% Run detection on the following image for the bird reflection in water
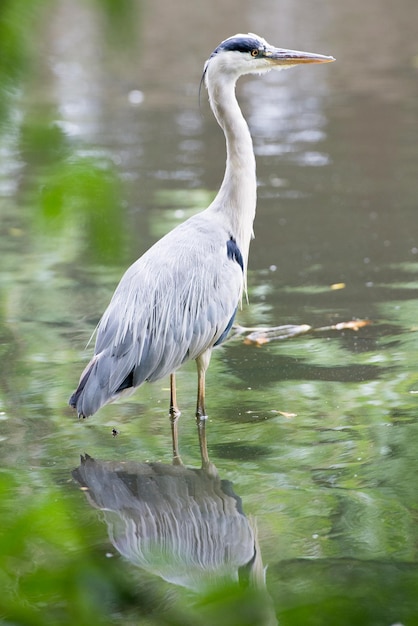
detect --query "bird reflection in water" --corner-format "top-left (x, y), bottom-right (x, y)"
top-left (72, 452), bottom-right (277, 624)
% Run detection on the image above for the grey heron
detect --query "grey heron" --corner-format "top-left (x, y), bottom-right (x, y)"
top-left (69, 33), bottom-right (334, 461)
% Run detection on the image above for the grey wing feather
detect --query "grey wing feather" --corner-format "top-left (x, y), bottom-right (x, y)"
top-left (70, 212), bottom-right (243, 417)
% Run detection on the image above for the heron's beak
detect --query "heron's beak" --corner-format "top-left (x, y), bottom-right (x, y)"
top-left (266, 47), bottom-right (335, 66)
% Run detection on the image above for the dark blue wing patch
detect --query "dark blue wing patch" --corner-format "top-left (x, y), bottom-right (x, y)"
top-left (226, 237), bottom-right (244, 272)
top-left (214, 306), bottom-right (237, 346)
top-left (213, 238), bottom-right (242, 346)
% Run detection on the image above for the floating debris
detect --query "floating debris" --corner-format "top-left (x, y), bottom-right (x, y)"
top-left (271, 410), bottom-right (297, 418)
top-left (236, 319), bottom-right (371, 346)
top-left (315, 319), bottom-right (371, 333)
top-left (243, 324), bottom-right (312, 345)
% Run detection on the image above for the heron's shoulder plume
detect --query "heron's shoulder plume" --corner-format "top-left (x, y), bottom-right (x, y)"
top-left (226, 236), bottom-right (244, 272)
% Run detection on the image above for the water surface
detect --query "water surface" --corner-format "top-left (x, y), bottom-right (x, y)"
top-left (1, 1), bottom-right (418, 624)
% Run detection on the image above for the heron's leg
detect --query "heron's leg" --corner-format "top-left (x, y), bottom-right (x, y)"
top-left (195, 351), bottom-right (211, 468)
top-left (169, 373), bottom-right (182, 465)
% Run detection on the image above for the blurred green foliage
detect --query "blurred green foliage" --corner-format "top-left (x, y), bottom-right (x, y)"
top-left (0, 472), bottom-right (127, 625)
top-left (38, 156), bottom-right (127, 264)
top-left (18, 115), bottom-right (128, 265)
top-left (0, 0), bottom-right (46, 129)
top-left (0, 0), bottom-right (130, 265)
top-left (0, 471), bottom-right (277, 626)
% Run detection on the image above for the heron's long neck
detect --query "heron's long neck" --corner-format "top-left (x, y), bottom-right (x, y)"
top-left (207, 74), bottom-right (256, 277)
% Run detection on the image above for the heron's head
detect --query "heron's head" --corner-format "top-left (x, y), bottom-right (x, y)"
top-left (204, 33), bottom-right (334, 82)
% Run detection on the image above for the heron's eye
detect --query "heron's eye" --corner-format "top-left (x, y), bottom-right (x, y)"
top-left (251, 49), bottom-right (259, 58)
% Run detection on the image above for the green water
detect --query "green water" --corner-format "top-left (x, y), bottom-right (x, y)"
top-left (1, 1), bottom-right (418, 624)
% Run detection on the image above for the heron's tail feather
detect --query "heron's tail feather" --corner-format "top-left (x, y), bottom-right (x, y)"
top-left (69, 355), bottom-right (100, 418)
top-left (69, 352), bottom-right (137, 418)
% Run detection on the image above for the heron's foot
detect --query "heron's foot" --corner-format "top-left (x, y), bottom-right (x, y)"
top-left (196, 413), bottom-right (210, 467)
top-left (169, 408), bottom-right (182, 462)
top-left (169, 407), bottom-right (181, 421)
top-left (202, 459), bottom-right (218, 477)
top-left (172, 453), bottom-right (184, 467)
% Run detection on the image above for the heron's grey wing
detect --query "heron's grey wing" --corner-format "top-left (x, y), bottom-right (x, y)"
top-left (137, 215), bottom-right (244, 380)
top-left (70, 213), bottom-right (243, 417)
